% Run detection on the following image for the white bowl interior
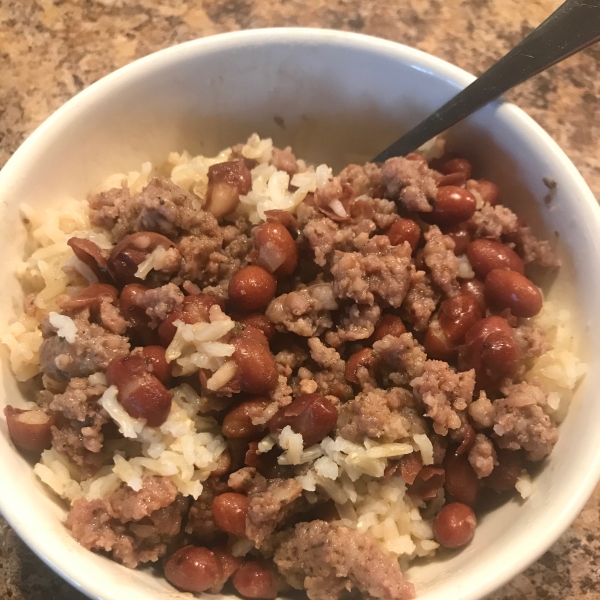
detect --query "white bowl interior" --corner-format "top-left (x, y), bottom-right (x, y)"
top-left (1, 29), bottom-right (599, 600)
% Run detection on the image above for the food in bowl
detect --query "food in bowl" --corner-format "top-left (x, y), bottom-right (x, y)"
top-left (2, 133), bottom-right (585, 600)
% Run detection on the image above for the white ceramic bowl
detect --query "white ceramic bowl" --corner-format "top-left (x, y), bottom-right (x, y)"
top-left (1, 28), bottom-right (599, 600)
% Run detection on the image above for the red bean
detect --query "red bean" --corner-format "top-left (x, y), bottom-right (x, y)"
top-left (485, 269), bottom-right (543, 318)
top-left (455, 424), bottom-right (476, 456)
top-left (433, 502), bottom-right (477, 549)
top-left (371, 314), bottom-right (407, 343)
top-left (423, 186), bottom-right (477, 226)
top-left (4, 407), bottom-right (54, 454)
top-left (443, 224), bottom-right (471, 256)
top-left (232, 561), bottom-right (279, 599)
top-left (119, 283), bottom-right (150, 326)
top-left (239, 313), bottom-right (276, 342)
top-left (344, 348), bottom-right (379, 384)
top-left (244, 442), bottom-right (285, 479)
top-left (407, 466), bottom-right (446, 501)
top-left (212, 546), bottom-right (244, 587)
top-left (206, 160), bottom-right (252, 218)
top-left (222, 398), bottom-right (271, 439)
top-left (466, 239), bottom-right (525, 278)
top-left (438, 294), bottom-right (482, 345)
top-left (385, 219), bottom-right (421, 251)
top-left (484, 449), bottom-right (522, 492)
top-left (269, 394), bottom-right (337, 448)
top-left (444, 451), bottom-right (479, 506)
top-left (424, 316), bottom-right (455, 361)
top-left (212, 492), bottom-right (249, 537)
top-left (395, 452), bottom-right (423, 485)
top-left (229, 266), bottom-right (277, 313)
top-left (436, 171), bottom-right (467, 187)
top-left (60, 283), bottom-right (119, 311)
top-left (211, 449), bottom-right (233, 477)
top-left (158, 311), bottom-right (197, 347)
top-left (233, 327), bottom-right (278, 394)
top-left (108, 232), bottom-right (177, 285)
top-left (460, 279), bottom-right (487, 313)
top-left (467, 179), bottom-right (500, 206)
top-left (106, 355), bottom-right (172, 427)
top-left (253, 221), bottom-right (298, 276)
top-left (164, 546), bottom-right (223, 593)
top-left (141, 346), bottom-right (172, 385)
top-left (440, 158), bottom-right (473, 180)
top-left (67, 237), bottom-right (112, 283)
top-left (405, 153), bottom-right (428, 166)
top-left (264, 210), bottom-right (300, 238)
top-left (182, 293), bottom-right (224, 322)
top-left (459, 316), bottom-right (520, 388)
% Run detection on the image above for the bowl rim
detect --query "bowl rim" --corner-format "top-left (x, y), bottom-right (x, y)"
top-left (1, 26), bottom-right (599, 600)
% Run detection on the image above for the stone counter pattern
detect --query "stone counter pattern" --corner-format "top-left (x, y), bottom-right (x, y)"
top-left (1, 0), bottom-right (599, 599)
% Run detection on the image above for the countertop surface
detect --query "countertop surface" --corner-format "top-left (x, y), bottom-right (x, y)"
top-left (1, 0), bottom-right (599, 599)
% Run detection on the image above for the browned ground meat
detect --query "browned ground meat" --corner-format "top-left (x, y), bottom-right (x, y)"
top-left (339, 162), bottom-right (382, 197)
top-left (138, 283), bottom-right (184, 323)
top-left (513, 323), bottom-right (550, 361)
top-left (331, 236), bottom-right (412, 307)
top-left (492, 382), bottom-right (558, 461)
top-left (247, 478), bottom-right (304, 547)
top-left (274, 520), bottom-right (416, 600)
top-left (270, 146), bottom-right (299, 175)
top-left (66, 477), bottom-right (186, 568)
top-left (411, 361), bottom-right (476, 435)
top-left (468, 392), bottom-right (495, 428)
top-left (39, 315), bottom-right (130, 381)
top-left (186, 477), bottom-right (230, 542)
top-left (337, 387), bottom-right (426, 444)
top-left (326, 304), bottom-right (381, 347)
top-left (380, 156), bottom-right (437, 213)
top-left (468, 433), bottom-right (498, 478)
top-left (422, 226), bottom-right (459, 296)
top-left (373, 333), bottom-right (428, 383)
top-left (401, 270), bottom-right (439, 331)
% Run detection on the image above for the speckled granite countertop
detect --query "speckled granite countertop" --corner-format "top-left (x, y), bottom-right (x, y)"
top-left (1, 0), bottom-right (599, 599)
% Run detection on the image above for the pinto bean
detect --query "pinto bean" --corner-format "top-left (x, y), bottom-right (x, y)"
top-left (371, 314), bottom-right (407, 343)
top-left (459, 316), bottom-right (520, 387)
top-left (108, 232), bottom-right (177, 285)
top-left (232, 561), bottom-right (280, 599)
top-left (485, 269), bottom-right (543, 318)
top-left (229, 266), bottom-right (277, 313)
top-left (460, 279), bottom-right (487, 313)
top-left (444, 450), bottom-right (479, 506)
top-left (233, 327), bottom-right (278, 394)
top-left (141, 346), bottom-right (172, 385)
top-left (60, 283), bottom-right (119, 311)
top-left (443, 224), bottom-right (471, 256)
top-left (239, 313), bottom-right (276, 342)
top-left (106, 355), bottom-right (172, 427)
top-left (466, 239), bottom-right (525, 278)
top-left (345, 348), bottom-right (379, 384)
top-left (385, 218), bottom-right (421, 251)
top-left (423, 186), bottom-right (477, 226)
top-left (253, 221), bottom-right (298, 276)
top-left (440, 158), bottom-right (473, 180)
top-left (4, 407), bottom-right (54, 454)
top-left (206, 160), bottom-right (252, 218)
top-left (484, 449), bottom-right (522, 492)
top-left (67, 237), bottom-right (112, 283)
top-left (268, 394), bottom-right (337, 448)
top-left (222, 398), bottom-right (270, 439)
top-left (164, 546), bottom-right (223, 593)
top-left (438, 294), bottom-right (482, 345)
top-left (467, 179), bottom-right (500, 206)
top-left (212, 492), bottom-right (249, 537)
top-left (433, 503), bottom-right (476, 549)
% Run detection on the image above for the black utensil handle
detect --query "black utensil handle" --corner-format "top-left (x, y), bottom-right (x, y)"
top-left (372, 0), bottom-right (600, 163)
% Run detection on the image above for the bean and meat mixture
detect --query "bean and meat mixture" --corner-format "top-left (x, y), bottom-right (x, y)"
top-left (6, 138), bottom-right (572, 600)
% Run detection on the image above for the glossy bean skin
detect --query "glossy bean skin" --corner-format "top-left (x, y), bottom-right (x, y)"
top-left (253, 221), bottom-right (298, 276)
top-left (206, 160), bottom-right (252, 218)
top-left (212, 492), bottom-right (250, 537)
top-left (422, 186), bottom-right (477, 226)
top-left (233, 327), bottom-right (278, 395)
top-left (455, 424), bottom-right (476, 456)
top-left (460, 279), bottom-right (487, 313)
top-left (164, 546), bottom-right (223, 593)
top-left (385, 219), bottom-right (421, 251)
top-left (484, 269), bottom-right (543, 318)
top-left (211, 547), bottom-right (244, 591)
top-left (438, 294), bottom-right (482, 345)
top-left (108, 232), bottom-right (177, 285)
top-left (244, 442), bottom-right (286, 479)
top-left (4, 406), bottom-right (54, 454)
top-left (229, 266), bottom-right (277, 313)
top-left (371, 314), bottom-right (407, 343)
top-left (423, 317), bottom-right (455, 361)
top-left (444, 451), bottom-right (479, 506)
top-left (466, 239), bottom-right (525, 278)
top-left (440, 158), bottom-right (473, 180)
top-left (158, 311), bottom-right (197, 347)
top-left (268, 394), bottom-right (338, 448)
top-left (232, 561), bottom-right (280, 599)
top-left (60, 283), bottom-right (119, 311)
top-left (484, 449), bottom-right (522, 492)
top-left (407, 466), bottom-right (446, 501)
top-left (182, 293), bottom-right (224, 322)
top-left (211, 449), bottom-right (233, 477)
top-left (119, 283), bottom-right (150, 326)
top-left (141, 346), bottom-right (172, 385)
top-left (67, 237), bottom-right (112, 283)
top-left (239, 313), bottom-right (276, 342)
top-left (443, 224), bottom-right (471, 256)
top-left (392, 452), bottom-right (423, 484)
top-left (433, 502), bottom-right (477, 549)
top-left (467, 179), bottom-right (500, 206)
top-left (222, 398), bottom-right (271, 439)
top-left (459, 316), bottom-right (521, 388)
top-left (345, 348), bottom-right (378, 384)
top-left (106, 355), bottom-right (172, 427)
